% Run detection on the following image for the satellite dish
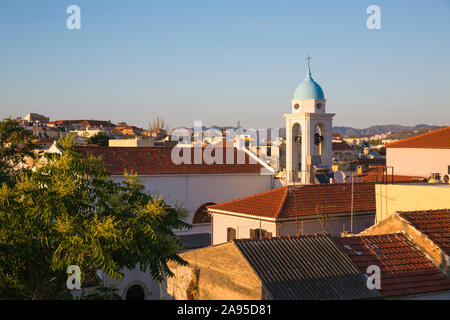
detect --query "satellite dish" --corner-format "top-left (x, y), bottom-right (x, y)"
top-left (334, 170), bottom-right (346, 183)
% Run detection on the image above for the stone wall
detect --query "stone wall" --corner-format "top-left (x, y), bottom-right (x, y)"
top-left (161, 243), bottom-right (263, 300)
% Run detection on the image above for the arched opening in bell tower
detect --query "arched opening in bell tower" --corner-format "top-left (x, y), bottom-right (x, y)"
top-left (314, 123), bottom-right (325, 163)
top-left (290, 122), bottom-right (302, 182)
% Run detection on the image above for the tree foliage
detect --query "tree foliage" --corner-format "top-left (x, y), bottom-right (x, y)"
top-left (88, 132), bottom-right (109, 146)
top-left (0, 118), bottom-right (37, 186)
top-left (0, 133), bottom-right (190, 299)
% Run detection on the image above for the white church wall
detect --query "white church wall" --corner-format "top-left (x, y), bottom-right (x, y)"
top-left (111, 174), bottom-right (273, 235)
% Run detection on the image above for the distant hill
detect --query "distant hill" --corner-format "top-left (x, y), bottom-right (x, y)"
top-left (270, 124), bottom-right (442, 139)
top-left (332, 124), bottom-right (443, 137)
top-left (169, 124), bottom-right (444, 140)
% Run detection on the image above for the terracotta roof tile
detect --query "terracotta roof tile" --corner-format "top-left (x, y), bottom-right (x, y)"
top-left (332, 141), bottom-right (354, 151)
top-left (357, 167), bottom-right (426, 183)
top-left (385, 126), bottom-right (450, 149)
top-left (334, 233), bottom-right (450, 297)
top-left (76, 146), bottom-right (265, 175)
top-left (208, 183), bottom-right (375, 219)
top-left (399, 209), bottom-right (450, 256)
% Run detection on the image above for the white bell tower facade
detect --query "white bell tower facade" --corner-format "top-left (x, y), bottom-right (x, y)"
top-left (284, 57), bottom-right (335, 184)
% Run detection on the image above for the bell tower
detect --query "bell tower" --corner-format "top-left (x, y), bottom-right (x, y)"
top-left (284, 56), bottom-right (335, 184)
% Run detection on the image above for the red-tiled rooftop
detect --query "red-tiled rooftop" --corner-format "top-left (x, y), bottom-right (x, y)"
top-left (357, 167), bottom-right (426, 183)
top-left (399, 209), bottom-right (450, 257)
top-left (332, 141), bottom-right (354, 151)
top-left (48, 120), bottom-right (114, 127)
top-left (334, 233), bottom-right (450, 297)
top-left (208, 183), bottom-right (375, 219)
top-left (76, 146), bottom-right (265, 175)
top-left (355, 158), bottom-right (386, 167)
top-left (385, 126), bottom-right (450, 149)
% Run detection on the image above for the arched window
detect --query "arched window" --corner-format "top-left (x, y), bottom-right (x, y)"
top-left (125, 284), bottom-right (145, 300)
top-left (192, 203), bottom-right (215, 224)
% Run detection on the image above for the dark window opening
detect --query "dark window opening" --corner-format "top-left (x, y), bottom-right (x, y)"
top-left (250, 228), bottom-right (272, 240)
top-left (125, 284), bottom-right (145, 300)
top-left (227, 228), bottom-right (236, 242)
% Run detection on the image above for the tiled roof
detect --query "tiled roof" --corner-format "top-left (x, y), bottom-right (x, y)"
top-left (78, 120), bottom-right (115, 128)
top-left (234, 235), bottom-right (382, 300)
top-left (399, 209), bottom-right (450, 257)
top-left (208, 183), bottom-right (375, 219)
top-left (357, 167), bottom-right (426, 183)
top-left (359, 173), bottom-right (425, 183)
top-left (334, 233), bottom-right (450, 297)
top-left (385, 126), bottom-right (450, 149)
top-left (355, 158), bottom-right (386, 167)
top-left (332, 141), bottom-right (354, 151)
top-left (48, 120), bottom-right (114, 127)
top-left (76, 146), bottom-right (265, 175)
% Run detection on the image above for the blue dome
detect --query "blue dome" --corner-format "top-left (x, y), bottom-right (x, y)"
top-left (293, 69), bottom-right (325, 100)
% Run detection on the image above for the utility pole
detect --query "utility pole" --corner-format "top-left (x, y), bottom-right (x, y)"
top-left (351, 172), bottom-right (354, 234)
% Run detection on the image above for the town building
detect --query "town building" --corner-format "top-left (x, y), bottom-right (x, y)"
top-left (162, 233), bottom-right (450, 300)
top-left (108, 137), bottom-right (154, 147)
top-left (207, 183), bottom-right (376, 245)
top-left (385, 126), bottom-right (450, 180)
top-left (23, 113), bottom-right (50, 124)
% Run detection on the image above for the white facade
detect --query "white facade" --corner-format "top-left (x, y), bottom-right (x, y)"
top-left (387, 147), bottom-right (450, 178)
top-left (111, 173), bottom-right (273, 235)
top-left (211, 211), bottom-right (374, 245)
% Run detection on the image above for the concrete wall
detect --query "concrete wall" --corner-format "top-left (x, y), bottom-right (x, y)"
top-left (277, 214), bottom-right (374, 237)
top-left (104, 267), bottom-right (161, 300)
top-left (212, 214), bottom-right (278, 245)
top-left (387, 148), bottom-right (450, 178)
top-left (112, 173), bottom-right (273, 235)
top-left (211, 212), bottom-right (375, 245)
top-left (162, 243), bottom-right (262, 300)
top-left (108, 139), bottom-right (154, 147)
top-left (375, 184), bottom-right (450, 223)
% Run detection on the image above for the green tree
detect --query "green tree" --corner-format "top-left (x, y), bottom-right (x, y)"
top-left (0, 136), bottom-right (190, 299)
top-left (0, 118), bottom-right (37, 186)
top-left (88, 132), bottom-right (109, 146)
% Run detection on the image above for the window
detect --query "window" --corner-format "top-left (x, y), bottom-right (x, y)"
top-left (294, 104), bottom-right (300, 110)
top-left (448, 165), bottom-right (450, 175)
top-left (317, 103), bottom-right (322, 110)
top-left (125, 284), bottom-right (145, 300)
top-left (227, 228), bottom-right (236, 242)
top-left (250, 228), bottom-right (272, 240)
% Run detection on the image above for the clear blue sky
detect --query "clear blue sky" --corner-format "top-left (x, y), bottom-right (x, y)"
top-left (1, 0), bottom-right (449, 129)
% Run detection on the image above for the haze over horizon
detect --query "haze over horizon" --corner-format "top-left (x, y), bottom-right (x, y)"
top-left (1, 0), bottom-right (449, 129)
